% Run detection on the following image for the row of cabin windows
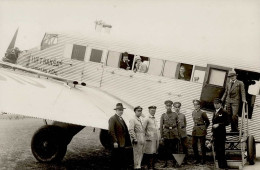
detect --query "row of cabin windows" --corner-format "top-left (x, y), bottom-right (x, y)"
top-left (69, 44), bottom-right (207, 84)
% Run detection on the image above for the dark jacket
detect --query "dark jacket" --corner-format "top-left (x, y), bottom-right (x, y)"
top-left (192, 109), bottom-right (210, 136)
top-left (221, 80), bottom-right (246, 104)
top-left (108, 114), bottom-right (131, 147)
top-left (212, 108), bottom-right (229, 140)
top-left (120, 60), bottom-right (130, 70)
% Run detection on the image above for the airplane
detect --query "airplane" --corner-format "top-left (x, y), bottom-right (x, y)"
top-left (1, 29), bottom-right (260, 167)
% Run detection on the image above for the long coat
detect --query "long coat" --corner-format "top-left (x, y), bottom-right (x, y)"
top-left (177, 112), bottom-right (187, 138)
top-left (212, 108), bottom-right (230, 140)
top-left (221, 80), bottom-right (246, 104)
top-left (108, 114), bottom-right (131, 147)
top-left (143, 115), bottom-right (159, 154)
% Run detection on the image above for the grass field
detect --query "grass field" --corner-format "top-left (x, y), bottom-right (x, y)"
top-left (0, 116), bottom-right (215, 170)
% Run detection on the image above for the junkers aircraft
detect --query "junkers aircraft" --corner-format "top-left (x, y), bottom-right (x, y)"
top-left (1, 30), bottom-right (260, 168)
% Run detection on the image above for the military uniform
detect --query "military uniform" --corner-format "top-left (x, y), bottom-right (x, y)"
top-left (160, 100), bottom-right (179, 167)
top-left (177, 111), bottom-right (188, 161)
top-left (192, 102), bottom-right (210, 164)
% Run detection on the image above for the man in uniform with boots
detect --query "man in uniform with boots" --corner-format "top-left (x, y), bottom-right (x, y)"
top-left (221, 70), bottom-right (246, 132)
top-left (143, 105), bottom-right (160, 170)
top-left (212, 98), bottom-right (229, 170)
top-left (160, 100), bottom-right (179, 168)
top-left (192, 99), bottom-right (210, 164)
top-left (174, 102), bottom-right (189, 164)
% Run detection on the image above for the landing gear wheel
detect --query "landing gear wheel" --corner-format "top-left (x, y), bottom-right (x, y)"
top-left (31, 125), bottom-right (67, 163)
top-left (247, 135), bottom-right (256, 165)
top-left (99, 129), bottom-right (112, 149)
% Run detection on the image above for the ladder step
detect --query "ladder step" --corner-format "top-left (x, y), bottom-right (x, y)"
top-left (225, 149), bottom-right (241, 152)
top-left (226, 132), bottom-right (242, 136)
top-left (225, 140), bottom-right (240, 143)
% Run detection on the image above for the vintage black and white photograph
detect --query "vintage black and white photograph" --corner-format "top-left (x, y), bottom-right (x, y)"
top-left (0, 0), bottom-right (260, 169)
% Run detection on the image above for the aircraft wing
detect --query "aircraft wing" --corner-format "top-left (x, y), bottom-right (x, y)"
top-left (0, 63), bottom-right (134, 130)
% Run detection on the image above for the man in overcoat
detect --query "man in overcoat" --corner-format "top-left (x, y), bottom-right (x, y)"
top-left (221, 70), bottom-right (246, 132)
top-left (160, 100), bottom-right (179, 168)
top-left (108, 103), bottom-right (131, 170)
top-left (129, 106), bottom-right (145, 170)
top-left (143, 105), bottom-right (159, 169)
top-left (192, 99), bottom-right (210, 164)
top-left (212, 98), bottom-right (229, 169)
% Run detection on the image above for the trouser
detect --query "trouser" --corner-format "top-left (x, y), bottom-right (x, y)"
top-left (133, 142), bottom-right (145, 169)
top-left (226, 103), bottom-right (239, 131)
top-left (163, 139), bottom-right (178, 161)
top-left (111, 147), bottom-right (127, 170)
top-left (192, 136), bottom-right (206, 161)
top-left (214, 138), bottom-right (227, 169)
top-left (181, 137), bottom-right (188, 155)
top-left (144, 153), bottom-right (156, 169)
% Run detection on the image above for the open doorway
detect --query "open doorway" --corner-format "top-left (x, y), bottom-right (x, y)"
top-left (235, 69), bottom-right (260, 119)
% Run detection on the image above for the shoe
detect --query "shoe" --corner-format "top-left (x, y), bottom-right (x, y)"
top-left (201, 160), bottom-right (206, 165)
top-left (162, 161), bottom-right (167, 168)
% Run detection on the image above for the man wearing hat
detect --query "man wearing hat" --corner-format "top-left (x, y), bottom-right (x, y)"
top-left (129, 106), bottom-right (145, 170)
top-left (120, 52), bottom-right (131, 70)
top-left (192, 99), bottom-right (210, 164)
top-left (160, 100), bottom-right (179, 168)
top-left (108, 103), bottom-right (131, 170)
top-left (212, 98), bottom-right (229, 169)
top-left (143, 105), bottom-right (159, 169)
top-left (173, 102), bottom-right (188, 164)
top-left (221, 70), bottom-right (246, 132)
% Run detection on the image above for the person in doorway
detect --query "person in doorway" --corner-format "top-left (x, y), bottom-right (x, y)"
top-left (108, 103), bottom-right (131, 170)
top-left (160, 100), bottom-right (179, 168)
top-left (133, 55), bottom-right (148, 73)
top-left (221, 70), bottom-right (247, 132)
top-left (192, 99), bottom-right (210, 164)
top-left (120, 52), bottom-right (131, 70)
top-left (174, 102), bottom-right (189, 164)
top-left (212, 98), bottom-right (229, 170)
top-left (178, 65), bottom-right (190, 81)
top-left (129, 106), bottom-right (145, 170)
top-left (143, 105), bottom-right (159, 170)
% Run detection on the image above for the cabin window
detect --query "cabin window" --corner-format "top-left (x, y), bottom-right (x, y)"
top-left (192, 66), bottom-right (206, 83)
top-left (163, 61), bottom-right (179, 78)
top-left (90, 49), bottom-right (103, 63)
top-left (119, 53), bottom-right (134, 70)
top-left (133, 55), bottom-right (150, 73)
top-left (208, 68), bottom-right (227, 86)
top-left (71, 44), bottom-right (86, 61)
top-left (106, 51), bottom-right (121, 67)
top-left (147, 58), bottom-right (164, 76)
top-left (177, 63), bottom-right (193, 81)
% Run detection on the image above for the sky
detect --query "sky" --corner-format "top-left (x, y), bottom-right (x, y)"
top-left (0, 0), bottom-right (260, 64)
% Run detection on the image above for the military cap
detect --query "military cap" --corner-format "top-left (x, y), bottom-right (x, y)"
top-left (134, 106), bottom-right (143, 112)
top-left (164, 100), bottom-right (173, 106)
top-left (228, 70), bottom-right (237, 77)
top-left (148, 105), bottom-right (157, 109)
top-left (192, 99), bottom-right (201, 105)
top-left (122, 52), bottom-right (129, 57)
top-left (114, 103), bottom-right (126, 110)
top-left (173, 102), bottom-right (181, 108)
top-left (213, 98), bottom-right (222, 104)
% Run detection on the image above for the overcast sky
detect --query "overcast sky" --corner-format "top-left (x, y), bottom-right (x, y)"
top-left (0, 0), bottom-right (260, 64)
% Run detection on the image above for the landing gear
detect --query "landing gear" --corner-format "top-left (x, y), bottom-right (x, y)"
top-left (247, 135), bottom-right (256, 165)
top-left (31, 125), bottom-right (67, 162)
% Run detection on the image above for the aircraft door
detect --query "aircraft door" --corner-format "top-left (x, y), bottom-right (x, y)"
top-left (200, 64), bottom-right (232, 111)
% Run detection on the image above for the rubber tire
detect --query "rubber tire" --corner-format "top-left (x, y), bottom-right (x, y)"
top-left (99, 129), bottom-right (112, 149)
top-left (31, 125), bottom-right (67, 163)
top-left (247, 135), bottom-right (256, 165)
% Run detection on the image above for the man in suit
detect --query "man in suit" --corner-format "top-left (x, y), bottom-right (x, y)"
top-left (108, 103), bottom-right (131, 170)
top-left (212, 98), bottom-right (229, 169)
top-left (120, 52), bottom-right (131, 70)
top-left (221, 70), bottom-right (247, 132)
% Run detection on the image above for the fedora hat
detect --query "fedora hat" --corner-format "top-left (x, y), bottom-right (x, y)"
top-left (114, 103), bottom-right (126, 110)
top-left (228, 70), bottom-right (237, 77)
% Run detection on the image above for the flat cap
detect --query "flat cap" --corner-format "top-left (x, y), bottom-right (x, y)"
top-left (134, 106), bottom-right (143, 112)
top-left (164, 100), bottom-right (173, 106)
top-left (148, 105), bottom-right (157, 109)
top-left (173, 102), bottom-right (181, 108)
top-left (192, 99), bottom-right (201, 105)
top-left (214, 98), bottom-right (222, 104)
